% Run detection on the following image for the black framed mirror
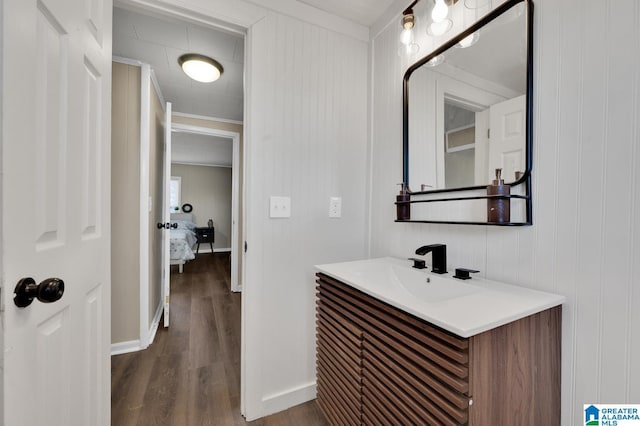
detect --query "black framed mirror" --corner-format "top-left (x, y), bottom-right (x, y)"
top-left (399, 0), bottom-right (533, 225)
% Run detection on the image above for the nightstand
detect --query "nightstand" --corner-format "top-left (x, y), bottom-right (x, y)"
top-left (195, 227), bottom-right (215, 254)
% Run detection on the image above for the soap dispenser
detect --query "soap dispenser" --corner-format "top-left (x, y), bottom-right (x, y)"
top-left (396, 183), bottom-right (410, 221)
top-left (487, 168), bottom-right (510, 223)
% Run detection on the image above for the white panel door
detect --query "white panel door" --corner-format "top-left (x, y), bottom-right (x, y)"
top-left (162, 102), bottom-right (172, 327)
top-left (488, 95), bottom-right (527, 183)
top-left (1, 0), bottom-right (112, 424)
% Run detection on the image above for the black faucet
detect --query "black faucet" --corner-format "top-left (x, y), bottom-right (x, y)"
top-left (415, 244), bottom-right (447, 274)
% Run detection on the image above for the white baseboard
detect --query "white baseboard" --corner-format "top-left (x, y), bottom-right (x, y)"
top-left (196, 246), bottom-right (231, 254)
top-left (260, 381), bottom-right (317, 419)
top-left (111, 340), bottom-right (143, 356)
top-left (147, 302), bottom-right (163, 345)
top-left (112, 303), bottom-right (163, 356)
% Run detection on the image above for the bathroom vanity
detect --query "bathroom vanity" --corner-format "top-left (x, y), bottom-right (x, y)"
top-left (314, 258), bottom-right (564, 425)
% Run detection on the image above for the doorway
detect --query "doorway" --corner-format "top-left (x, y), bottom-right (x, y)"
top-left (170, 121), bottom-right (242, 292)
top-left (111, 3), bottom-right (247, 415)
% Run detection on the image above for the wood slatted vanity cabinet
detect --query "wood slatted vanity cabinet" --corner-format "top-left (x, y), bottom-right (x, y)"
top-left (315, 273), bottom-right (561, 425)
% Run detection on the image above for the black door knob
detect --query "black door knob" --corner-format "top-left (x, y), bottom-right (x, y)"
top-left (157, 222), bottom-right (165, 229)
top-left (14, 277), bottom-right (65, 308)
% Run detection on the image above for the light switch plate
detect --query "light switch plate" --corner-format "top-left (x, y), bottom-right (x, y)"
top-left (329, 197), bottom-right (342, 218)
top-left (270, 196), bottom-right (291, 218)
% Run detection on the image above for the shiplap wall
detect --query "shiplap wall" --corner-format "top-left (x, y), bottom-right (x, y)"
top-left (243, 11), bottom-right (369, 419)
top-left (370, 0), bottom-right (640, 424)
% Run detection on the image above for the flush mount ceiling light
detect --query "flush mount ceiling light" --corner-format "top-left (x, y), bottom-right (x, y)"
top-left (178, 54), bottom-right (223, 83)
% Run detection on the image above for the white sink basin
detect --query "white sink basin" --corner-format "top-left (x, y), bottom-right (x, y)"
top-left (315, 257), bottom-right (565, 337)
top-left (389, 264), bottom-right (480, 302)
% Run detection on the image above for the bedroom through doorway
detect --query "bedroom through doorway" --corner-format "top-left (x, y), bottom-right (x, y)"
top-left (168, 120), bottom-right (242, 293)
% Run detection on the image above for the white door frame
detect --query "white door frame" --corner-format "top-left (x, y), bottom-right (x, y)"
top-left (162, 102), bottom-right (173, 327)
top-left (139, 63), bottom-right (152, 348)
top-left (435, 76), bottom-right (507, 189)
top-left (171, 122), bottom-right (242, 292)
top-left (136, 63), bottom-right (167, 348)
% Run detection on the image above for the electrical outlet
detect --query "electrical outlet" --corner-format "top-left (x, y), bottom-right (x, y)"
top-left (329, 197), bottom-right (342, 218)
top-left (270, 196), bottom-right (291, 218)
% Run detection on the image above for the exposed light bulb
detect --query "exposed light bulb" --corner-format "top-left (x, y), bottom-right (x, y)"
top-left (400, 27), bottom-right (413, 45)
top-left (428, 19), bottom-right (453, 36)
top-left (431, 0), bottom-right (449, 22)
top-left (401, 13), bottom-right (415, 45)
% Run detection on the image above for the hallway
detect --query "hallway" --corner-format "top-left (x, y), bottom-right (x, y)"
top-left (111, 253), bottom-right (326, 425)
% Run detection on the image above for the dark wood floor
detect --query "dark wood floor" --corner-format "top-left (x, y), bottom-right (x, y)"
top-left (112, 253), bottom-right (327, 425)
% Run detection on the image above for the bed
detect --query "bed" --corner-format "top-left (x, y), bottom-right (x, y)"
top-left (169, 213), bottom-right (197, 273)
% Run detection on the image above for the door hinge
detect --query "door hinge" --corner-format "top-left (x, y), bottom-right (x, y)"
top-left (244, 241), bottom-right (248, 253)
top-left (487, 128), bottom-right (491, 139)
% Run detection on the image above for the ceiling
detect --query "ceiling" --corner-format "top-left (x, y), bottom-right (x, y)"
top-left (295, 0), bottom-right (395, 26)
top-left (171, 132), bottom-right (234, 167)
top-left (113, 7), bottom-right (243, 167)
top-left (113, 6), bottom-right (245, 122)
top-left (112, 1), bottom-right (395, 167)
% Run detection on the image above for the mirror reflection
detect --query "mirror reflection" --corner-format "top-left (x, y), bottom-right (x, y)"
top-left (408, 2), bottom-right (527, 191)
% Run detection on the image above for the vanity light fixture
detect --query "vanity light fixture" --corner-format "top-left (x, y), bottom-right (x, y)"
top-left (431, 0), bottom-right (449, 21)
top-left (428, 0), bottom-right (458, 36)
top-left (400, 12), bottom-right (416, 45)
top-left (400, 0), bottom-right (460, 54)
top-left (178, 53), bottom-right (223, 83)
top-left (400, 2), bottom-right (420, 55)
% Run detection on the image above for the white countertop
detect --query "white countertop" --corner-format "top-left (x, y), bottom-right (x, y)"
top-left (315, 257), bottom-right (565, 338)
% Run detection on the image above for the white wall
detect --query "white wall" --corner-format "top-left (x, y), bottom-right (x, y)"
top-left (243, 11), bottom-right (369, 419)
top-left (370, 1), bottom-right (640, 424)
